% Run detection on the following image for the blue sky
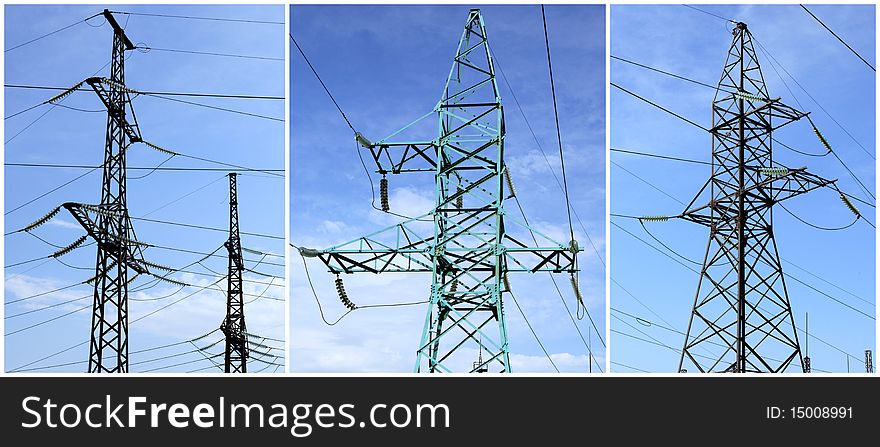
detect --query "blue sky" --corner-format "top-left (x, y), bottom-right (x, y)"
top-left (611, 4), bottom-right (875, 373)
top-left (290, 4), bottom-right (605, 372)
top-left (4, 5), bottom-right (285, 373)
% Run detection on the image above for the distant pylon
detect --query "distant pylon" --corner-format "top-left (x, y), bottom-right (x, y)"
top-left (221, 173), bottom-right (248, 373)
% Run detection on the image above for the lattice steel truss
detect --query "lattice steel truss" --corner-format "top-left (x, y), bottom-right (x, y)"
top-left (221, 173), bottom-right (248, 373)
top-left (306, 9), bottom-right (579, 373)
top-left (676, 22), bottom-right (836, 373)
top-left (63, 10), bottom-right (148, 373)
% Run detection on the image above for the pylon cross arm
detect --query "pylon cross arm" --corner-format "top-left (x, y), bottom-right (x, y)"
top-left (361, 103), bottom-right (502, 176)
top-left (312, 208), bottom-right (579, 274)
top-left (710, 99), bottom-right (806, 134)
top-left (677, 167), bottom-right (836, 226)
top-left (62, 202), bottom-right (150, 275)
top-left (365, 142), bottom-right (438, 174)
top-left (86, 77), bottom-right (143, 143)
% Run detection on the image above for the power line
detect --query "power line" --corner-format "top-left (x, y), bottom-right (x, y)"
top-left (145, 243), bottom-right (284, 267)
top-left (508, 288), bottom-right (560, 373)
top-left (611, 55), bottom-right (729, 93)
top-left (756, 40), bottom-right (876, 203)
top-left (611, 82), bottom-right (708, 132)
top-left (785, 258), bottom-right (875, 307)
top-left (611, 361), bottom-right (650, 373)
top-left (772, 137), bottom-right (829, 157)
top-left (6, 294), bottom-right (90, 319)
top-left (5, 84), bottom-right (283, 100)
top-left (611, 220), bottom-right (699, 275)
top-left (5, 144), bottom-right (280, 218)
top-left (9, 330), bottom-right (220, 372)
top-left (778, 201), bottom-right (861, 231)
top-left (5, 303), bottom-right (90, 336)
top-left (142, 93), bottom-right (283, 122)
top-left (614, 218), bottom-right (875, 320)
top-left (5, 103), bottom-right (58, 144)
top-left (638, 220), bottom-right (703, 266)
top-left (290, 33), bottom-right (356, 133)
top-left (6, 13), bottom-right (102, 53)
top-left (173, 152), bottom-right (283, 177)
top-left (129, 215), bottom-right (283, 240)
top-left (787, 275), bottom-right (874, 320)
top-left (611, 165), bottom-right (875, 312)
top-left (138, 46), bottom-right (283, 61)
top-left (5, 162), bottom-right (282, 172)
top-left (8, 340), bottom-right (88, 372)
top-left (611, 148), bottom-right (711, 166)
top-left (612, 160), bottom-right (686, 206)
top-left (751, 35), bottom-right (874, 160)
top-left (19, 346), bottom-right (224, 374)
top-left (5, 280), bottom-right (88, 305)
top-left (614, 76), bottom-right (875, 205)
top-left (5, 102), bottom-right (45, 120)
top-left (491, 48), bottom-right (606, 269)
top-left (800, 5), bottom-right (874, 71)
top-left (143, 174), bottom-right (227, 217)
top-left (681, 5), bottom-right (735, 22)
top-left (298, 253), bottom-right (427, 327)
top-left (110, 10), bottom-right (284, 25)
top-left (614, 51), bottom-right (875, 206)
top-left (4, 167), bottom-right (97, 216)
top-left (611, 307), bottom-right (841, 372)
top-left (509, 193), bottom-right (606, 362)
top-left (541, 5), bottom-right (575, 245)
top-left (140, 355), bottom-right (222, 373)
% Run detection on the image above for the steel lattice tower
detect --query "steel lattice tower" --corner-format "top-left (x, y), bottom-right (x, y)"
top-left (221, 173), bottom-right (248, 373)
top-left (301, 9), bottom-right (579, 373)
top-left (63, 10), bottom-right (149, 373)
top-left (676, 22), bottom-right (835, 373)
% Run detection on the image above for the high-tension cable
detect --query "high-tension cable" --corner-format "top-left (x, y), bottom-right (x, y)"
top-left (137, 46), bottom-right (283, 61)
top-left (611, 55), bottom-right (732, 93)
top-left (5, 84), bottom-right (283, 101)
top-left (613, 79), bottom-right (875, 205)
top-left (290, 33), bottom-right (355, 133)
top-left (492, 48), bottom-right (605, 268)
top-left (5, 12), bottom-right (103, 53)
top-left (6, 162), bottom-right (282, 172)
top-left (800, 5), bottom-right (875, 71)
top-left (110, 10), bottom-right (284, 25)
top-left (541, 5), bottom-right (575, 244)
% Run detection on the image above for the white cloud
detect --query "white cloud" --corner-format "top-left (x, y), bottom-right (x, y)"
top-left (46, 218), bottom-right (83, 231)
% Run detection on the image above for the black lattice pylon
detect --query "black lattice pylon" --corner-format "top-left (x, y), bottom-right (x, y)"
top-left (221, 173), bottom-right (248, 373)
top-left (65, 10), bottom-right (142, 373)
top-left (677, 22), bottom-right (835, 373)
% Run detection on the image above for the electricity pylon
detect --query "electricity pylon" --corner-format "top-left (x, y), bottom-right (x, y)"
top-left (675, 22), bottom-right (836, 373)
top-left (221, 173), bottom-right (248, 373)
top-left (300, 9), bottom-right (580, 373)
top-left (62, 10), bottom-right (150, 373)
top-left (866, 350), bottom-right (874, 373)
